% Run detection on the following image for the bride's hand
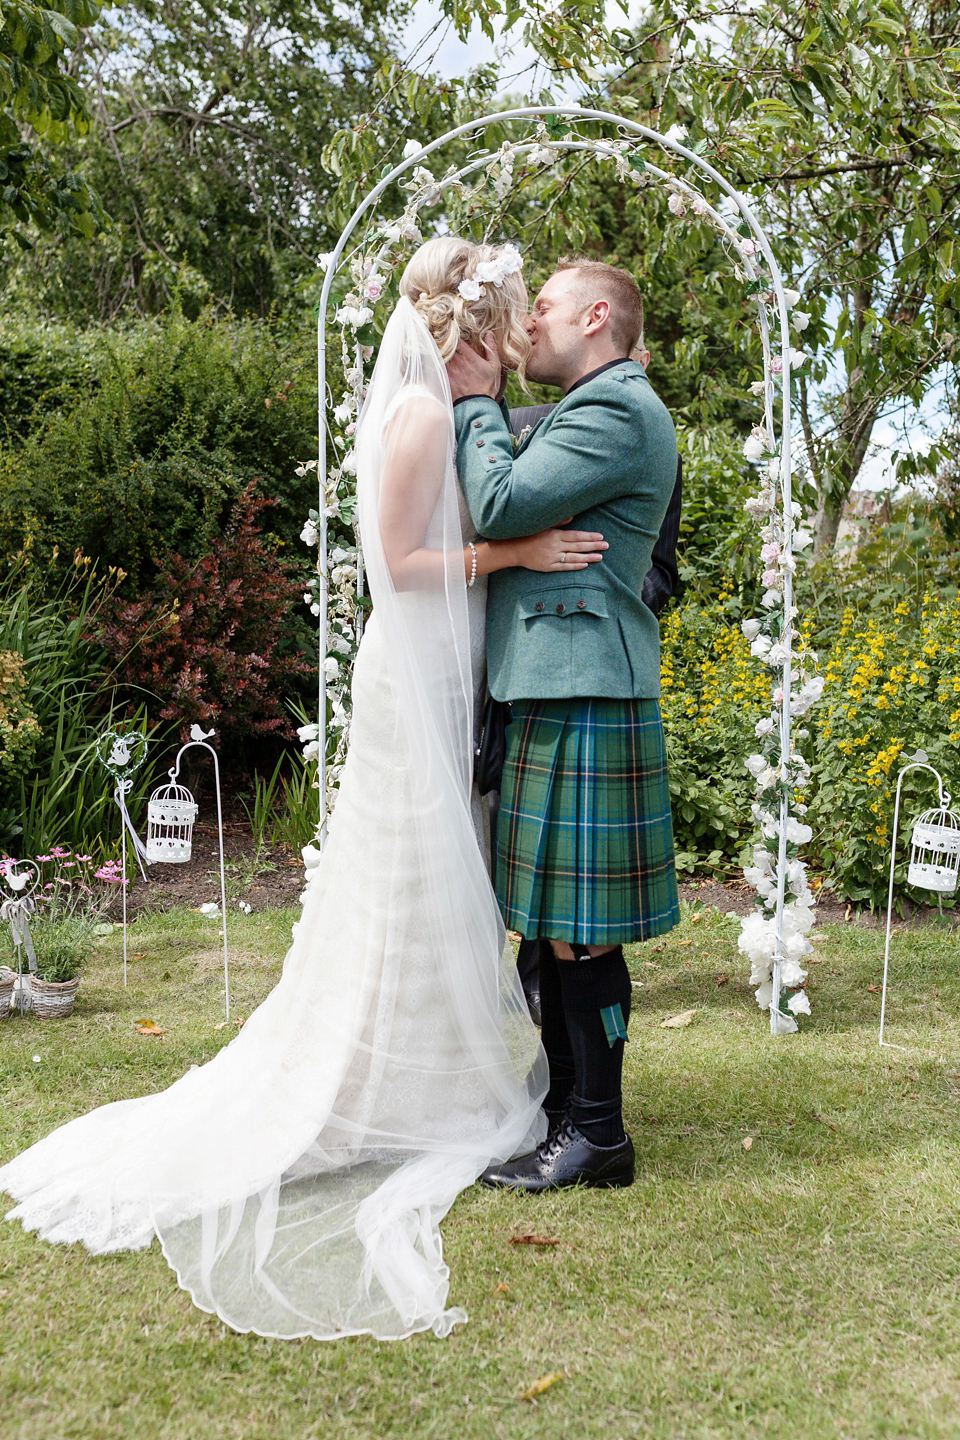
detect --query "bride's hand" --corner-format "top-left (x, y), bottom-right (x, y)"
top-left (511, 526), bottom-right (608, 572)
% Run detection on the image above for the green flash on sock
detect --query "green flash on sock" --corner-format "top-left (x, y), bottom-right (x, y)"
top-left (600, 1003), bottom-right (628, 1047)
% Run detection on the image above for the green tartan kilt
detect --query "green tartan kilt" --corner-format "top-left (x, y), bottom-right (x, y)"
top-left (496, 697), bottom-right (680, 945)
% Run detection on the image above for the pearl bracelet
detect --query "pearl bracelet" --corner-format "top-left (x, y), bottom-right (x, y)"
top-left (467, 541), bottom-right (478, 588)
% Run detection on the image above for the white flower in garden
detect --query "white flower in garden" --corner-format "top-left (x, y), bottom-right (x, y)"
top-left (458, 278), bottom-right (483, 302)
top-left (781, 959), bottom-right (807, 988)
top-left (382, 223), bottom-right (403, 243)
top-left (668, 193), bottom-right (687, 217)
top-left (762, 589), bottom-right (782, 609)
top-left (788, 991), bottom-right (811, 1016)
top-left (310, 602), bottom-right (321, 617)
top-left (664, 123), bottom-right (687, 143)
top-left (769, 356), bottom-right (783, 374)
top-left (324, 658), bottom-right (340, 683)
top-left (750, 635), bottom-right (772, 659)
top-left (755, 716), bottom-right (777, 738)
top-left (782, 289), bottom-right (801, 308)
top-left (749, 379), bottom-right (767, 396)
top-left (403, 138), bottom-right (424, 159)
top-left (333, 403), bottom-right (352, 424)
top-left (302, 843), bottom-right (323, 871)
top-left (303, 591), bottom-right (312, 604)
top-left (302, 740), bottom-right (320, 762)
top-left (793, 527), bottom-right (813, 551)
top-left (331, 564), bottom-right (358, 585)
top-left (792, 311), bottom-right (811, 331)
top-left (766, 641), bottom-right (790, 665)
top-left (331, 546), bottom-right (352, 564)
top-left (297, 723), bottom-right (320, 743)
top-left (745, 493), bottom-right (775, 518)
top-left (743, 425), bottom-right (771, 462)
top-left (745, 754), bottom-right (768, 778)
top-left (692, 195), bottom-right (708, 216)
top-left (770, 1008), bottom-right (799, 1033)
top-left (785, 817), bottom-right (813, 846)
top-left (792, 675), bottom-right (825, 716)
top-left (742, 619), bottom-right (762, 641)
top-left (336, 305), bottom-right (373, 329)
top-left (530, 145), bottom-right (556, 167)
top-left (739, 239), bottom-right (757, 257)
top-left (399, 217), bottom-right (422, 243)
top-left (300, 519), bottom-right (319, 547)
top-left (790, 349), bottom-right (808, 368)
top-left (340, 452), bottom-right (358, 476)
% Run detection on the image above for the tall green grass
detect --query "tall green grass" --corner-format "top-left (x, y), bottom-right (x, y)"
top-left (0, 561), bottom-right (165, 858)
top-left (241, 749), bottom-right (320, 853)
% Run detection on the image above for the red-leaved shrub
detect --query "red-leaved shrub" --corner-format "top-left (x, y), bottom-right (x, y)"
top-left (94, 485), bottom-right (312, 741)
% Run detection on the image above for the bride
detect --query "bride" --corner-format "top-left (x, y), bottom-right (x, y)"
top-left (0, 237), bottom-right (607, 1342)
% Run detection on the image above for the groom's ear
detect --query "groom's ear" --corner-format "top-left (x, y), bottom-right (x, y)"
top-left (582, 298), bottom-right (611, 336)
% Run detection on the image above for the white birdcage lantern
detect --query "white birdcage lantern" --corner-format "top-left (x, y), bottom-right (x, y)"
top-left (907, 805), bottom-right (960, 893)
top-left (146, 780), bottom-right (198, 863)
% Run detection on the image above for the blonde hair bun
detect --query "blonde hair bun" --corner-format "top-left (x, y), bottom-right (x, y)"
top-left (399, 237), bottom-right (530, 374)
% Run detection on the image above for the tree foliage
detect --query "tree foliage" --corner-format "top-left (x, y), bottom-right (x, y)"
top-left (0, 0), bottom-right (102, 238)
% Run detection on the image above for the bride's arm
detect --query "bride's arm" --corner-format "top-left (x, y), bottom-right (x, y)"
top-left (379, 395), bottom-right (608, 589)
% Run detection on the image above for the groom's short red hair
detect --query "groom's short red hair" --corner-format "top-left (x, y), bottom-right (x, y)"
top-left (554, 257), bottom-right (645, 357)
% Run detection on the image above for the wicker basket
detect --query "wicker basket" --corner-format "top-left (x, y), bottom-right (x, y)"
top-left (31, 975), bottom-right (81, 1019)
top-left (0, 968), bottom-right (14, 1020)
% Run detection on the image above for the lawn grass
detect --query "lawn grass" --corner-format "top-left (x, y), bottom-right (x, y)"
top-left (1, 903), bottom-right (959, 1440)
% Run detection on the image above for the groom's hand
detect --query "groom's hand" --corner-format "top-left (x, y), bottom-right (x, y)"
top-left (446, 333), bottom-right (501, 402)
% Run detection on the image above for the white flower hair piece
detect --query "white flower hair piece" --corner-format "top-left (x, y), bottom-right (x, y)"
top-left (457, 244), bottom-right (523, 301)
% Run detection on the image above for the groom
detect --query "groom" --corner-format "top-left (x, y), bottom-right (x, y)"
top-left (448, 257), bottom-right (680, 1191)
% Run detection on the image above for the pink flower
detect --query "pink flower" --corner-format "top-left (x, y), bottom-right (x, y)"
top-left (35, 854), bottom-right (54, 862)
top-left (769, 356), bottom-right (783, 375)
top-left (762, 569), bottom-right (780, 588)
top-left (49, 846), bottom-right (71, 858)
top-left (739, 239), bottom-right (757, 257)
top-left (773, 688), bottom-right (784, 706)
top-left (76, 854), bottom-right (92, 863)
top-left (760, 542), bottom-right (780, 564)
top-left (365, 278), bottom-right (383, 301)
top-left (667, 193), bottom-right (687, 217)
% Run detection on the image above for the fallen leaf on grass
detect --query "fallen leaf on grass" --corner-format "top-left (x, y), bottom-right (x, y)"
top-left (235, 1017), bottom-right (245, 1029)
top-left (674, 939), bottom-right (693, 948)
top-left (492, 1281), bottom-right (509, 1295)
top-left (135, 1019), bottom-right (164, 1036)
top-left (660, 1009), bottom-right (697, 1028)
top-left (214, 1022), bottom-right (227, 1031)
top-left (519, 1371), bottom-right (566, 1402)
top-left (867, 985), bottom-right (882, 993)
top-left (812, 1111), bottom-right (839, 1131)
top-left (510, 1234), bottom-right (561, 1247)
top-left (741, 1136), bottom-right (754, 1152)
top-left (714, 974), bottom-right (729, 986)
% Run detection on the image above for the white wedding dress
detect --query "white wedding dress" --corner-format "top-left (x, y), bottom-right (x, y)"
top-left (0, 299), bottom-right (547, 1341)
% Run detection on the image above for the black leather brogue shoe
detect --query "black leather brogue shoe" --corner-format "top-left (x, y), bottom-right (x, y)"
top-left (479, 1118), bottom-right (634, 1192)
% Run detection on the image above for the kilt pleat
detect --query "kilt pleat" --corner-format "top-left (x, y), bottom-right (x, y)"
top-left (496, 698), bottom-right (680, 944)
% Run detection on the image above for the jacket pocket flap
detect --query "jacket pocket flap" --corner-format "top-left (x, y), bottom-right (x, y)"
top-left (519, 587), bottom-right (609, 620)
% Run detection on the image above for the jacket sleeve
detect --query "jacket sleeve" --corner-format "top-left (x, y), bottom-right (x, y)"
top-left (455, 384), bottom-right (656, 540)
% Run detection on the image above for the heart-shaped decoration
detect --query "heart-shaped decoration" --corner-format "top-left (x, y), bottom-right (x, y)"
top-left (0, 859), bottom-right (40, 902)
top-left (96, 729), bottom-right (149, 776)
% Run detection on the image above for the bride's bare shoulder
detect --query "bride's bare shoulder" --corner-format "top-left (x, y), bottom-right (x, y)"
top-left (385, 386), bottom-right (450, 432)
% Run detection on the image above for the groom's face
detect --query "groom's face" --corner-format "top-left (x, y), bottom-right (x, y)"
top-left (524, 270), bottom-right (594, 388)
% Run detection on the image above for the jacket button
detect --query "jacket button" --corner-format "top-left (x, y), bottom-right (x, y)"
top-left (476, 438), bottom-right (485, 447)
top-left (488, 456), bottom-right (496, 464)
top-left (473, 419), bottom-right (482, 428)
top-left (577, 598), bottom-right (586, 609)
top-left (535, 601), bottom-right (544, 612)
top-left (556, 602), bottom-right (565, 614)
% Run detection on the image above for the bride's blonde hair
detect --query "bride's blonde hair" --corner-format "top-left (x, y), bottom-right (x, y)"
top-left (399, 237), bottom-right (531, 379)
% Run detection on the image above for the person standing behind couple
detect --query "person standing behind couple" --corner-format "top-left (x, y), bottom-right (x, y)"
top-left (448, 258), bottom-right (681, 1192)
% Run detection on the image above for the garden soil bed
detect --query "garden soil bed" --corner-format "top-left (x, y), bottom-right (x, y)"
top-left (115, 819), bottom-right (955, 931)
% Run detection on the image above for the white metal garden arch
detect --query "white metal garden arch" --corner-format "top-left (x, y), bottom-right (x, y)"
top-left (313, 105), bottom-right (805, 1034)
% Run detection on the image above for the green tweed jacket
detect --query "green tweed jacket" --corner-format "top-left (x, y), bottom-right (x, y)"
top-left (454, 360), bottom-right (678, 702)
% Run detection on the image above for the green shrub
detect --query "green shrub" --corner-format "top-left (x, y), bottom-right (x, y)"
top-left (0, 310), bottom-right (317, 589)
top-left (660, 595), bottom-right (773, 872)
top-left (0, 649), bottom-right (41, 785)
top-left (807, 594), bottom-right (960, 908)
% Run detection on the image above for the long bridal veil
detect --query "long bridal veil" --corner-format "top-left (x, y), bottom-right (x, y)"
top-left (0, 297), bottom-right (547, 1341)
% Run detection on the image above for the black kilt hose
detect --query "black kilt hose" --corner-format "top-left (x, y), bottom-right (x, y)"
top-left (496, 698), bottom-right (680, 946)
